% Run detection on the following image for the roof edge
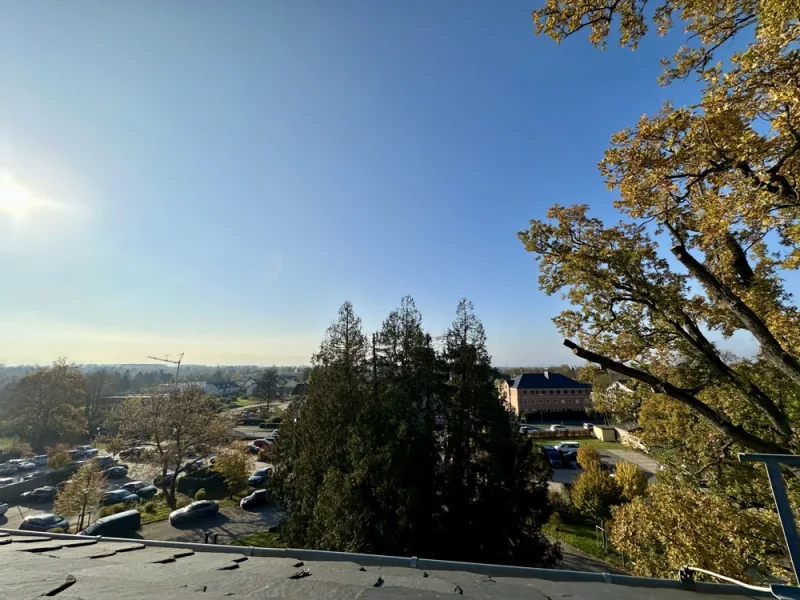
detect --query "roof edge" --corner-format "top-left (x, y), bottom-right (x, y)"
top-left (0, 528), bottom-right (769, 596)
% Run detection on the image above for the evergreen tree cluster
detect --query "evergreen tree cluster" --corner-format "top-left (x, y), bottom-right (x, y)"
top-left (271, 297), bottom-right (560, 567)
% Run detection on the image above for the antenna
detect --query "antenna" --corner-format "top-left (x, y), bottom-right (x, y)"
top-left (147, 352), bottom-right (185, 382)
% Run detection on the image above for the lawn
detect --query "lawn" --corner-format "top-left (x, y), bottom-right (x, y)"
top-left (234, 529), bottom-right (286, 548)
top-left (544, 521), bottom-right (625, 569)
top-left (533, 437), bottom-right (623, 450)
top-left (230, 397), bottom-right (259, 408)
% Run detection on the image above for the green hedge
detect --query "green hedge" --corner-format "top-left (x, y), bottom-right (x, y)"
top-left (177, 468), bottom-right (227, 496)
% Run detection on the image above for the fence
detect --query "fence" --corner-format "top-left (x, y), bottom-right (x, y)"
top-left (526, 429), bottom-right (593, 440)
top-left (0, 466), bottom-right (75, 503)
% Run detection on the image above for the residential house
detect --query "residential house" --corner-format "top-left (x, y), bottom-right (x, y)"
top-left (502, 371), bottom-right (591, 415)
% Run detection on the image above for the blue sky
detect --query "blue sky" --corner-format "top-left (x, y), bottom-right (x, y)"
top-left (0, 1), bottom-right (717, 366)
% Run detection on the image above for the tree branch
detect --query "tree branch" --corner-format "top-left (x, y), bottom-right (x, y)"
top-left (564, 339), bottom-right (790, 454)
top-left (672, 243), bottom-right (800, 387)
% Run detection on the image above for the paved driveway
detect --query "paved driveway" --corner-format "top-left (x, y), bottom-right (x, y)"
top-left (548, 447), bottom-right (661, 492)
top-left (140, 505), bottom-right (284, 544)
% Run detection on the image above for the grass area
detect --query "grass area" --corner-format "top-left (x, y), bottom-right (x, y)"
top-left (544, 521), bottom-right (625, 569)
top-left (234, 529), bottom-right (286, 548)
top-left (533, 437), bottom-right (623, 450)
top-left (230, 397), bottom-right (259, 408)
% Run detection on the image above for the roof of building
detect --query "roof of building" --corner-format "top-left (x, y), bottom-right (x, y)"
top-left (0, 529), bottom-right (769, 600)
top-left (508, 372), bottom-right (592, 390)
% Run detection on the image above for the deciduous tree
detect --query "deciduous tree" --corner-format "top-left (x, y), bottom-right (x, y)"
top-left (117, 385), bottom-right (232, 508)
top-left (54, 461), bottom-right (106, 532)
top-left (212, 444), bottom-right (254, 497)
top-left (615, 460), bottom-right (648, 502)
top-left (611, 483), bottom-right (786, 582)
top-left (576, 446), bottom-right (601, 469)
top-left (1, 359), bottom-right (88, 450)
top-left (524, 0), bottom-right (800, 580)
top-left (571, 465), bottom-right (622, 522)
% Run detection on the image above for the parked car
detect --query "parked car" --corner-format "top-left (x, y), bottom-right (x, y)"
top-left (169, 500), bottom-right (219, 525)
top-left (19, 513), bottom-right (70, 532)
top-left (32, 455), bottom-right (49, 466)
top-left (22, 472), bottom-right (38, 481)
top-left (181, 459), bottom-right (204, 473)
top-left (93, 455), bottom-right (115, 469)
top-left (240, 489), bottom-right (268, 509)
top-left (20, 486), bottom-right (57, 502)
top-left (56, 480), bottom-right (72, 491)
top-left (0, 477), bottom-right (15, 487)
top-left (247, 444), bottom-right (260, 454)
top-left (251, 439), bottom-right (272, 449)
top-left (554, 441), bottom-right (580, 456)
top-left (122, 481), bottom-right (158, 499)
top-left (104, 466), bottom-right (129, 479)
top-left (80, 509), bottom-right (140, 537)
top-left (0, 464), bottom-right (18, 475)
top-left (248, 467), bottom-right (272, 487)
top-left (119, 447), bottom-right (143, 460)
top-left (549, 424), bottom-right (567, 432)
top-left (99, 489), bottom-right (139, 506)
top-left (519, 425), bottom-right (532, 434)
top-left (583, 423), bottom-right (594, 430)
top-left (542, 446), bottom-right (563, 468)
top-left (17, 461), bottom-right (37, 471)
top-left (0, 502), bottom-right (8, 516)
top-left (154, 471), bottom-right (175, 487)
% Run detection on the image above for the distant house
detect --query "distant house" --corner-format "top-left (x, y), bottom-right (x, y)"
top-left (157, 382), bottom-right (221, 396)
top-left (502, 371), bottom-right (591, 415)
top-left (215, 382), bottom-right (243, 397)
top-left (291, 383), bottom-right (308, 396)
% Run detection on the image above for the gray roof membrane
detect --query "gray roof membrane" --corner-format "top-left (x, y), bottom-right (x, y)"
top-left (0, 529), bottom-right (772, 600)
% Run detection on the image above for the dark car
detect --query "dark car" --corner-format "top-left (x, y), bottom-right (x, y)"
top-left (99, 489), bottom-right (139, 506)
top-left (154, 471), bottom-right (175, 487)
top-left (104, 466), bottom-right (129, 479)
top-left (56, 480), bottom-right (72, 491)
top-left (542, 446), bottom-right (563, 468)
top-left (240, 488), bottom-right (268, 509)
top-left (19, 513), bottom-right (69, 532)
top-left (80, 509), bottom-right (141, 537)
top-left (248, 467), bottom-right (271, 487)
top-left (169, 500), bottom-right (219, 525)
top-left (20, 486), bottom-right (57, 502)
top-left (122, 481), bottom-right (158, 499)
top-left (119, 447), bottom-right (142, 460)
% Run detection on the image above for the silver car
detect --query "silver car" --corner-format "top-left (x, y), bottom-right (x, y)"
top-left (169, 500), bottom-right (219, 525)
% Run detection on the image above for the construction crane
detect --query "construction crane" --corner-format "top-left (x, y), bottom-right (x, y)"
top-left (147, 352), bottom-right (184, 383)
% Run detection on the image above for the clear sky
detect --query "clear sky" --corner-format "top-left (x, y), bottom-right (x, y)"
top-left (0, 1), bottom-right (714, 366)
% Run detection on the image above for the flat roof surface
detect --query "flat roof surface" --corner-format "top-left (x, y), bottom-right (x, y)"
top-left (0, 529), bottom-right (768, 600)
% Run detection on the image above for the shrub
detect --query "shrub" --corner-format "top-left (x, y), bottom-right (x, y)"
top-left (144, 502), bottom-right (157, 514)
top-left (571, 466), bottom-right (622, 522)
top-left (548, 489), bottom-right (580, 523)
top-left (195, 488), bottom-right (207, 500)
top-left (98, 506), bottom-right (113, 518)
top-left (48, 453), bottom-right (72, 470)
top-left (257, 446), bottom-right (274, 462)
top-left (615, 460), bottom-right (648, 501)
top-left (548, 511), bottom-right (562, 532)
top-left (576, 446), bottom-right (601, 470)
top-left (269, 416), bottom-right (283, 424)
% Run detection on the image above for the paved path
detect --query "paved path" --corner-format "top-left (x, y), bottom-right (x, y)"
top-left (140, 505), bottom-right (284, 544)
top-left (551, 538), bottom-right (624, 574)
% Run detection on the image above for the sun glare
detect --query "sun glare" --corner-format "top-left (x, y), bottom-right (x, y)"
top-left (0, 174), bottom-right (49, 215)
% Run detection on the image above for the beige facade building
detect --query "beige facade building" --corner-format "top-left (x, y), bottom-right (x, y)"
top-left (502, 371), bottom-right (592, 415)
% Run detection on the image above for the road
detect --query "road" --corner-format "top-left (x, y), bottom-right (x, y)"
top-left (140, 504), bottom-right (283, 543)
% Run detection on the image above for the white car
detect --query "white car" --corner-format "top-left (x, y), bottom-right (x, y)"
top-left (0, 502), bottom-right (8, 516)
top-left (549, 424), bottom-right (567, 432)
top-left (18, 462), bottom-right (37, 471)
top-left (0, 477), bottom-right (15, 487)
top-left (554, 441), bottom-right (580, 455)
top-left (32, 455), bottom-right (49, 466)
top-left (583, 423), bottom-right (593, 430)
